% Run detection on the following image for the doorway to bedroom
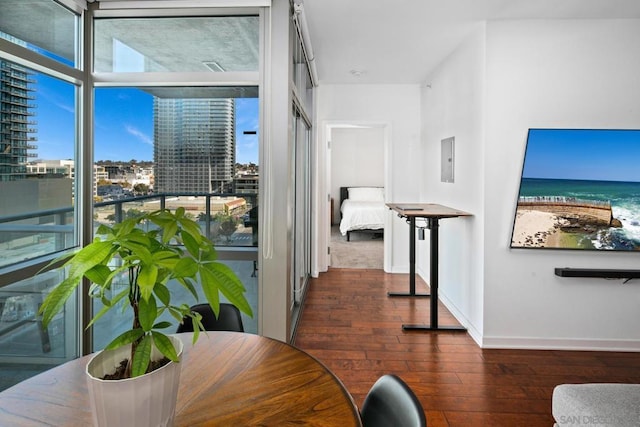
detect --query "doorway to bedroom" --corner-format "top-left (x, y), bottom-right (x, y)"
top-left (329, 126), bottom-right (385, 269)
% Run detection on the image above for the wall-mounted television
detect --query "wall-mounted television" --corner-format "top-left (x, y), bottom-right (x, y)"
top-left (510, 128), bottom-right (640, 251)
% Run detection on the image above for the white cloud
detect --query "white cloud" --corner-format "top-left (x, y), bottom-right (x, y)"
top-left (125, 125), bottom-right (153, 146)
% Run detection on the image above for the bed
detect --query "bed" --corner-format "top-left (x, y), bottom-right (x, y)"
top-left (339, 186), bottom-right (385, 241)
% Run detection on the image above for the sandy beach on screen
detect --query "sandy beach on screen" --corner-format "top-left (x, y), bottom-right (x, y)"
top-left (511, 209), bottom-right (566, 247)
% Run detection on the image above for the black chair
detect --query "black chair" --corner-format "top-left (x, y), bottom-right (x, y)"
top-left (360, 374), bottom-right (427, 427)
top-left (176, 303), bottom-right (244, 333)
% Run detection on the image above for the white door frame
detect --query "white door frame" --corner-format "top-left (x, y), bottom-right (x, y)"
top-left (313, 120), bottom-right (392, 275)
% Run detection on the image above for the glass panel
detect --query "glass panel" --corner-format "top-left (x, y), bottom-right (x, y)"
top-left (94, 86), bottom-right (259, 350)
top-left (94, 16), bottom-right (259, 73)
top-left (290, 108), bottom-right (311, 338)
top-left (0, 61), bottom-right (77, 269)
top-left (0, 267), bottom-right (78, 392)
top-left (292, 23), bottom-right (313, 114)
top-left (0, 0), bottom-right (78, 67)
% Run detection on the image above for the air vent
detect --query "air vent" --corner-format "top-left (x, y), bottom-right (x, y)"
top-left (202, 61), bottom-right (225, 72)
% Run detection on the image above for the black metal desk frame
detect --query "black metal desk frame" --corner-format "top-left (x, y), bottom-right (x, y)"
top-left (387, 204), bottom-right (470, 331)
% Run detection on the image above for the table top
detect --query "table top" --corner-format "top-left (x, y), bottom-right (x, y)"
top-left (0, 332), bottom-right (362, 426)
top-left (387, 203), bottom-right (472, 219)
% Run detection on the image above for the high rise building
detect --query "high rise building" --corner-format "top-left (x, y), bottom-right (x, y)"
top-left (153, 98), bottom-right (235, 193)
top-left (0, 59), bottom-right (37, 182)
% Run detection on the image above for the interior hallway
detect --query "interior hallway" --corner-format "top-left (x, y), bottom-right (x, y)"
top-left (293, 268), bottom-right (640, 427)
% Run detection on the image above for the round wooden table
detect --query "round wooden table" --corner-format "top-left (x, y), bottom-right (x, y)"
top-left (0, 332), bottom-right (362, 426)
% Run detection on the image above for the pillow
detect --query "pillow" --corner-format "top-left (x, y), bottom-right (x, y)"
top-left (348, 187), bottom-right (384, 201)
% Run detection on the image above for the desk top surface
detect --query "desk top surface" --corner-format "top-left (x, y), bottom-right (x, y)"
top-left (387, 203), bottom-right (472, 218)
top-left (0, 332), bottom-right (362, 427)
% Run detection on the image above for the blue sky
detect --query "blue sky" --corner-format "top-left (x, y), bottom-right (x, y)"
top-left (522, 129), bottom-right (640, 182)
top-left (35, 75), bottom-right (259, 164)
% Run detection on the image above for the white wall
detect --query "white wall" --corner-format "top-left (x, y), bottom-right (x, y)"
top-left (420, 25), bottom-right (486, 341)
top-left (483, 19), bottom-right (640, 350)
top-left (422, 19), bottom-right (640, 350)
top-left (330, 127), bottom-right (384, 222)
top-left (314, 84), bottom-right (421, 274)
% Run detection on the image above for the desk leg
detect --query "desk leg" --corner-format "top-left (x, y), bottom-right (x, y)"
top-left (388, 216), bottom-right (430, 298)
top-left (403, 217), bottom-right (466, 332)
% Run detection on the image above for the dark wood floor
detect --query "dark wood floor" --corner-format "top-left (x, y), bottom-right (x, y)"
top-left (293, 268), bottom-right (640, 427)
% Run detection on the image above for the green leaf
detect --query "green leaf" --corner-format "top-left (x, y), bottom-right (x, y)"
top-left (200, 246), bottom-right (218, 262)
top-left (152, 332), bottom-right (179, 362)
top-left (66, 240), bottom-right (114, 279)
top-left (173, 257), bottom-right (198, 278)
top-left (138, 295), bottom-right (158, 332)
top-left (152, 250), bottom-right (180, 269)
top-left (95, 223), bottom-right (113, 236)
top-left (131, 335), bottom-right (152, 377)
top-left (198, 267), bottom-right (221, 317)
top-left (153, 321), bottom-right (172, 329)
top-left (123, 242), bottom-right (152, 265)
top-left (200, 262), bottom-right (253, 317)
top-left (181, 230), bottom-right (200, 258)
top-left (179, 219), bottom-right (204, 245)
top-left (161, 220), bottom-right (179, 244)
top-left (137, 265), bottom-right (158, 300)
top-left (154, 283), bottom-right (170, 306)
top-left (104, 328), bottom-right (144, 350)
top-left (39, 276), bottom-right (82, 328)
top-left (168, 306), bottom-right (187, 323)
top-left (84, 264), bottom-right (112, 286)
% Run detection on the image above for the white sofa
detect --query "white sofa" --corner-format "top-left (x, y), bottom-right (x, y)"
top-left (552, 383), bottom-right (640, 427)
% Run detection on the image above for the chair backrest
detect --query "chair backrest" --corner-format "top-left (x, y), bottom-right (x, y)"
top-left (176, 303), bottom-right (244, 333)
top-left (360, 374), bottom-right (427, 427)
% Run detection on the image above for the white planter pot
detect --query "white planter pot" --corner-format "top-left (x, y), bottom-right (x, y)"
top-left (86, 335), bottom-right (184, 427)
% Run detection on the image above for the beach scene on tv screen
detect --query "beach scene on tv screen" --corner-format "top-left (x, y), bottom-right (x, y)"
top-left (511, 129), bottom-right (640, 251)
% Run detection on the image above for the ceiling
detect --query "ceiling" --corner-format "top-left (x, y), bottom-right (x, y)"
top-left (301, 0), bottom-right (640, 84)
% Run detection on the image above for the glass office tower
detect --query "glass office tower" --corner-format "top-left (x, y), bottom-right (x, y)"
top-left (153, 98), bottom-right (235, 194)
top-left (0, 60), bottom-right (37, 182)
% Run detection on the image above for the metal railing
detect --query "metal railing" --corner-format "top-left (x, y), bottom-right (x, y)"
top-left (518, 196), bottom-right (611, 208)
top-left (0, 192), bottom-right (259, 274)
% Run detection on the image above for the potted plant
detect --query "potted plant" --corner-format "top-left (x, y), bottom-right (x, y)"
top-left (38, 207), bottom-right (253, 426)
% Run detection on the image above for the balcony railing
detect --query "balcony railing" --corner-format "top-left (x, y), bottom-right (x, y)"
top-left (0, 192), bottom-right (259, 271)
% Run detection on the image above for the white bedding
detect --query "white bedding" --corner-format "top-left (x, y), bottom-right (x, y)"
top-left (339, 199), bottom-right (385, 236)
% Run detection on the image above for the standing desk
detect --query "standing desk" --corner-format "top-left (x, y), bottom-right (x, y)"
top-left (387, 203), bottom-right (471, 331)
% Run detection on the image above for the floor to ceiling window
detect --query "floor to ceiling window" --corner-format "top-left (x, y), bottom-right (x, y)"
top-left (92, 86), bottom-right (260, 348)
top-left (0, 0), bottom-right (83, 391)
top-left (0, 1), bottom-right (266, 391)
top-left (0, 0), bottom-right (315, 391)
top-left (91, 13), bottom-right (261, 348)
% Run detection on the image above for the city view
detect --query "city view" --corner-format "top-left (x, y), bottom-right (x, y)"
top-left (0, 59), bottom-right (261, 268)
top-left (0, 61), bottom-right (262, 371)
top-left (0, 11), bottom-right (268, 391)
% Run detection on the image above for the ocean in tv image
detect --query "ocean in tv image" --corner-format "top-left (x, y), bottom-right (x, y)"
top-left (510, 129), bottom-right (640, 251)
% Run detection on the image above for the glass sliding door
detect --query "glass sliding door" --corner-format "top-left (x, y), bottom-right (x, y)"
top-left (290, 106), bottom-right (311, 337)
top-left (288, 12), bottom-right (314, 339)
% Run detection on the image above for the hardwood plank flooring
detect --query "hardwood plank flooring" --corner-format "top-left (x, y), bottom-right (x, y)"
top-left (293, 268), bottom-right (640, 427)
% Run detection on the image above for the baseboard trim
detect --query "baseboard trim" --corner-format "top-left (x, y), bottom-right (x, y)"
top-left (412, 270), bottom-right (640, 352)
top-left (481, 336), bottom-right (640, 352)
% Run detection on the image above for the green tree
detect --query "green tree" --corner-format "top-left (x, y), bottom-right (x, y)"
top-left (133, 183), bottom-right (150, 195)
